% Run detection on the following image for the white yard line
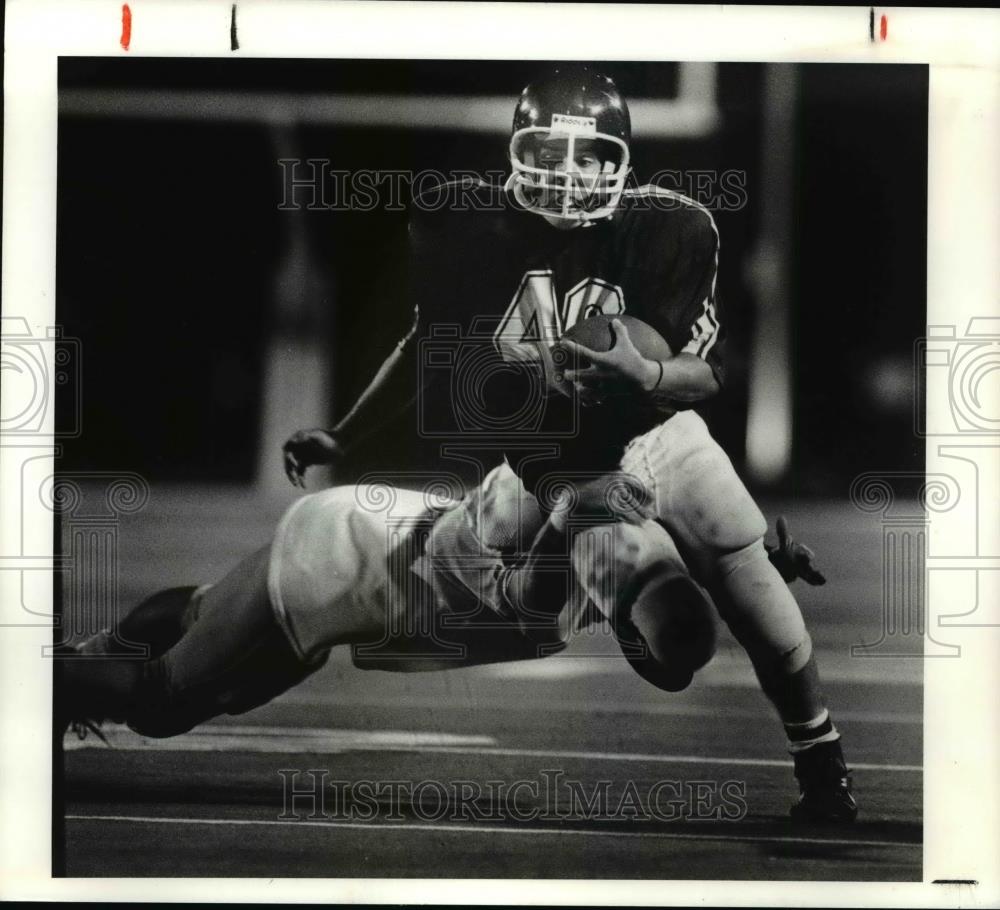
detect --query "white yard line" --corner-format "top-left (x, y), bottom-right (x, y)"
top-left (64, 813), bottom-right (919, 851)
top-left (64, 727), bottom-right (495, 753)
top-left (479, 653), bottom-right (923, 686)
top-left (415, 746), bottom-right (921, 773)
top-left (274, 690), bottom-right (921, 725)
top-left (64, 724), bottom-right (922, 772)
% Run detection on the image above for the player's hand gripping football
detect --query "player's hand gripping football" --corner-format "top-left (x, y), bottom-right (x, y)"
top-left (559, 318), bottom-right (660, 401)
top-left (766, 516), bottom-right (827, 586)
top-left (282, 428), bottom-right (346, 488)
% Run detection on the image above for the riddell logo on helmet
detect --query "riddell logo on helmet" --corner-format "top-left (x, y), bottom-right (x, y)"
top-left (550, 113), bottom-right (597, 134)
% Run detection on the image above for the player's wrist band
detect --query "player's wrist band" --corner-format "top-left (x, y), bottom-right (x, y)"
top-left (650, 360), bottom-right (665, 393)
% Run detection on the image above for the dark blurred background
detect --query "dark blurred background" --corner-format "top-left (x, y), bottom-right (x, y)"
top-left (56, 60), bottom-right (927, 495)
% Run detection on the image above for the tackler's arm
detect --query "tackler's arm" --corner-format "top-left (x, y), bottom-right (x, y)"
top-left (282, 309), bottom-right (426, 487)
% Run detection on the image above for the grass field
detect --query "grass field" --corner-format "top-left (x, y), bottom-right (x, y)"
top-left (59, 484), bottom-right (922, 880)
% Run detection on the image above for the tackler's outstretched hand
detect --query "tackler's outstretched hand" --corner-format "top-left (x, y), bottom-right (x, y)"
top-left (282, 428), bottom-right (346, 488)
top-left (766, 516), bottom-right (827, 586)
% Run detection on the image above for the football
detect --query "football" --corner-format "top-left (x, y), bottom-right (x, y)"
top-left (548, 314), bottom-right (673, 397)
top-left (517, 314), bottom-right (675, 495)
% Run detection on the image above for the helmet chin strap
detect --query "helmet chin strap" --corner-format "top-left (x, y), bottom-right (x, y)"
top-left (505, 174), bottom-right (622, 227)
top-left (545, 209), bottom-right (595, 230)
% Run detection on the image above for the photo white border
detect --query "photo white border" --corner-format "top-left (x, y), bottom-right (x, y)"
top-left (2, 1), bottom-right (998, 904)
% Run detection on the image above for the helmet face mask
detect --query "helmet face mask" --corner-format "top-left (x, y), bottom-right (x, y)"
top-left (508, 127), bottom-right (629, 223)
top-left (505, 67), bottom-right (632, 226)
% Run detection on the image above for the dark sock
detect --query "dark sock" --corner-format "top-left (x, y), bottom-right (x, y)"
top-left (119, 585), bottom-right (198, 655)
top-left (83, 586), bottom-right (199, 658)
top-left (756, 654), bottom-right (826, 724)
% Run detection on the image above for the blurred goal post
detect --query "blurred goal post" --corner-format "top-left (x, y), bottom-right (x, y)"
top-left (60, 63), bottom-right (730, 494)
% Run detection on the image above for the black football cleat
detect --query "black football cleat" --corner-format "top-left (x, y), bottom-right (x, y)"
top-left (789, 738), bottom-right (858, 823)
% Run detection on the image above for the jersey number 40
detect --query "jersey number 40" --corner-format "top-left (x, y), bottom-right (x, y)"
top-left (494, 270), bottom-right (624, 363)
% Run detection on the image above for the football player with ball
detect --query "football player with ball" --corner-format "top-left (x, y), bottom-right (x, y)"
top-left (61, 67), bottom-right (854, 823)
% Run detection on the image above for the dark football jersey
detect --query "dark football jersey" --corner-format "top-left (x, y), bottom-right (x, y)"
top-left (404, 179), bottom-right (724, 490)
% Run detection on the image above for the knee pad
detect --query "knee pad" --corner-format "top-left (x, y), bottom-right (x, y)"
top-left (714, 538), bottom-right (813, 677)
top-left (750, 630), bottom-right (814, 685)
top-left (775, 630), bottom-right (813, 676)
top-left (716, 537), bottom-right (769, 578)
